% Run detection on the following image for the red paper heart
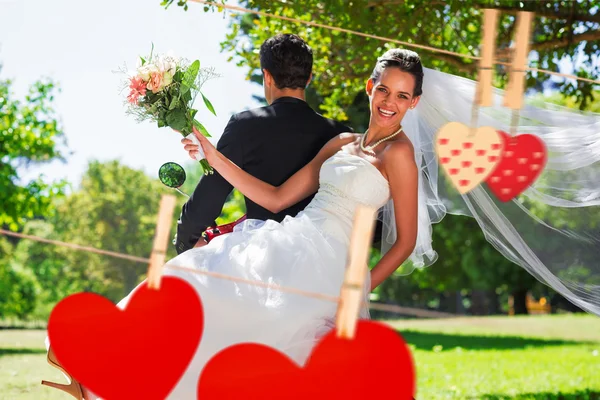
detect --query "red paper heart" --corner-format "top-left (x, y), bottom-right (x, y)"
top-left (48, 276), bottom-right (203, 400)
top-left (486, 131), bottom-right (547, 202)
top-left (197, 321), bottom-right (415, 399)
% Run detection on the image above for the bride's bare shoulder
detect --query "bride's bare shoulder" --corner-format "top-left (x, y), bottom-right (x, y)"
top-left (381, 139), bottom-right (417, 171)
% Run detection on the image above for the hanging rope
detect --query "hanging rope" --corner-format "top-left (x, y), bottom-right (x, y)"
top-left (0, 229), bottom-right (456, 318)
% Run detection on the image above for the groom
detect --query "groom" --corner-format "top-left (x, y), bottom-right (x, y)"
top-left (174, 33), bottom-right (352, 253)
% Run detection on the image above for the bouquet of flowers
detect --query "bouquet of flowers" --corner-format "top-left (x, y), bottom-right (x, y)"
top-left (121, 45), bottom-right (219, 175)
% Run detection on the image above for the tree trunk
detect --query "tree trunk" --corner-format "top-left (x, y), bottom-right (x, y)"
top-left (551, 293), bottom-right (585, 313)
top-left (471, 289), bottom-right (487, 315)
top-left (512, 289), bottom-right (529, 315)
top-left (455, 291), bottom-right (466, 315)
top-left (487, 290), bottom-right (501, 315)
top-left (438, 292), bottom-right (450, 312)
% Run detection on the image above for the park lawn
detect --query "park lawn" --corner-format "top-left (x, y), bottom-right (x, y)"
top-left (389, 314), bottom-right (600, 399)
top-left (0, 314), bottom-right (598, 399)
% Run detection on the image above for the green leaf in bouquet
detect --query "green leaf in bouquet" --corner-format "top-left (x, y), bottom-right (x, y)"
top-left (173, 70), bottom-right (183, 83)
top-left (193, 119), bottom-right (212, 138)
top-left (189, 108), bottom-right (198, 119)
top-left (166, 109), bottom-right (188, 132)
top-left (157, 119), bottom-right (167, 128)
top-left (181, 60), bottom-right (200, 96)
top-left (169, 96), bottom-right (180, 110)
top-left (139, 56), bottom-right (146, 66)
top-left (168, 84), bottom-right (179, 96)
top-left (148, 103), bottom-right (159, 116)
top-left (201, 92), bottom-right (216, 116)
top-left (182, 89), bottom-right (193, 103)
top-left (146, 92), bottom-right (160, 105)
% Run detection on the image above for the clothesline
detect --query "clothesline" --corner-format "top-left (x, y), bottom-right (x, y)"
top-left (188, 0), bottom-right (600, 85)
top-left (0, 228), bottom-right (455, 319)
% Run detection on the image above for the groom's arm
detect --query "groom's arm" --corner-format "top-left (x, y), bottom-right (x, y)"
top-left (174, 116), bottom-right (243, 254)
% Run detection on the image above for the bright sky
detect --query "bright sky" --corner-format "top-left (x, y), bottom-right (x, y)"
top-left (0, 0), bottom-right (262, 187)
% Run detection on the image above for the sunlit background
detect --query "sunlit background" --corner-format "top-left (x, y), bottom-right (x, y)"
top-left (1, 1), bottom-right (599, 399)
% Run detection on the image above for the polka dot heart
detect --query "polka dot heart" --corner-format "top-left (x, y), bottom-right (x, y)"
top-left (435, 122), bottom-right (505, 194)
top-left (485, 131), bottom-right (547, 202)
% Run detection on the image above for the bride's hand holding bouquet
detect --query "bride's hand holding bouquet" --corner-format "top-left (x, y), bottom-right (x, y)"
top-left (182, 126), bottom-right (219, 167)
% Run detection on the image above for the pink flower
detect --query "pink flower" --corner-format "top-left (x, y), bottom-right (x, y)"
top-left (127, 90), bottom-right (140, 105)
top-left (147, 72), bottom-right (164, 93)
top-left (127, 77), bottom-right (147, 105)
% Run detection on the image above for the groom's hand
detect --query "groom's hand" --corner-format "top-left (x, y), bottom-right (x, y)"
top-left (193, 239), bottom-right (208, 249)
top-left (181, 137), bottom-right (200, 160)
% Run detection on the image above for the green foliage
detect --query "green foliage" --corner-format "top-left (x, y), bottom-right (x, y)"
top-left (0, 76), bottom-right (68, 230)
top-left (181, 59), bottom-right (200, 96)
top-left (12, 161), bottom-right (172, 320)
top-left (153, 1), bottom-right (600, 314)
top-left (0, 238), bottom-right (40, 320)
top-left (168, 0), bottom-right (599, 117)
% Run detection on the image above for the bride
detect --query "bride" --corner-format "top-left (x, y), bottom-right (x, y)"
top-left (43, 48), bottom-right (425, 400)
top-left (43, 45), bottom-right (600, 399)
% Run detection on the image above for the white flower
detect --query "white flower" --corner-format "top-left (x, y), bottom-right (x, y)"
top-left (157, 54), bottom-right (178, 76)
top-left (137, 64), bottom-right (159, 81)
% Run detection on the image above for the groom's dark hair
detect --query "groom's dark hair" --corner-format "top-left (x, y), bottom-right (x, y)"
top-left (259, 34), bottom-right (313, 90)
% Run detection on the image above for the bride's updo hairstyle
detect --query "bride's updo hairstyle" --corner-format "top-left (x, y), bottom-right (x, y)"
top-left (370, 49), bottom-right (424, 97)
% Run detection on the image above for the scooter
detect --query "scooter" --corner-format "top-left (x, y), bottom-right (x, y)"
top-left (158, 162), bottom-right (247, 244)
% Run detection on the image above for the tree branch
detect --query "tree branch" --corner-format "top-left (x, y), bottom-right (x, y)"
top-left (366, 0), bottom-right (446, 8)
top-left (495, 29), bottom-right (600, 58)
top-left (488, 5), bottom-right (600, 24)
top-left (433, 52), bottom-right (478, 74)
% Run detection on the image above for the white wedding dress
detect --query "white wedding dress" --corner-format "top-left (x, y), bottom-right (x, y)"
top-left (116, 149), bottom-right (391, 399)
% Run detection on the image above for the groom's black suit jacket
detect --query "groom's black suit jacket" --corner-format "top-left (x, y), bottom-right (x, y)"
top-left (174, 96), bottom-right (353, 254)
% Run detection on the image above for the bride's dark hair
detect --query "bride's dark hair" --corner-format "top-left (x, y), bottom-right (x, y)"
top-left (370, 49), bottom-right (424, 97)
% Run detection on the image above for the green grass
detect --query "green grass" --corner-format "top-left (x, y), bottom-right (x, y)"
top-left (388, 315), bottom-right (600, 399)
top-left (0, 315), bottom-right (598, 399)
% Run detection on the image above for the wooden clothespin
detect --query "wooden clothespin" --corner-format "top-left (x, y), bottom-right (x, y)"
top-left (335, 205), bottom-right (377, 340)
top-left (147, 194), bottom-right (178, 290)
top-left (475, 8), bottom-right (500, 108)
top-left (503, 11), bottom-right (533, 111)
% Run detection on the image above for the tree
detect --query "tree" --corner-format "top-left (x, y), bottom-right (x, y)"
top-left (165, 0), bottom-right (599, 118)
top-left (161, 1), bottom-right (599, 315)
top-left (0, 236), bottom-right (40, 320)
top-left (16, 161), bottom-right (171, 311)
top-left (0, 71), bottom-right (68, 230)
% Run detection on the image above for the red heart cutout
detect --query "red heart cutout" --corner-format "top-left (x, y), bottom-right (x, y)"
top-left (486, 131), bottom-right (547, 202)
top-left (197, 320), bottom-right (415, 399)
top-left (48, 276), bottom-right (203, 400)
